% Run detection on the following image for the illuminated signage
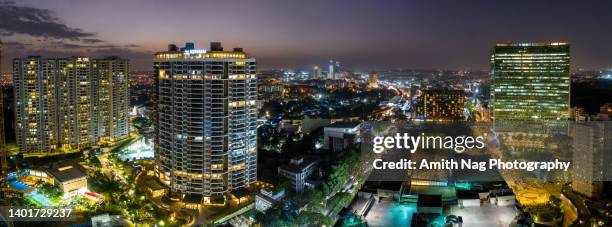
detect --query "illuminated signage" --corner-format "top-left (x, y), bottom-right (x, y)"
top-left (184, 49), bottom-right (207, 54)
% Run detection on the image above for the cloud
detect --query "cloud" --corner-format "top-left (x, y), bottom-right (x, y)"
top-left (2, 41), bottom-right (33, 50)
top-left (0, 1), bottom-right (95, 40)
top-left (81, 38), bottom-right (104, 43)
top-left (49, 41), bottom-right (140, 49)
top-left (58, 43), bottom-right (85, 49)
top-left (8, 46), bottom-right (152, 66)
top-left (0, 2), bottom-right (149, 71)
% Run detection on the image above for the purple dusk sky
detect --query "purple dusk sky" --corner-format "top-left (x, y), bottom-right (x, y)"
top-left (1, 0), bottom-right (612, 72)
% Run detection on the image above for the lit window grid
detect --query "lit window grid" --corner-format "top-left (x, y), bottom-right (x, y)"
top-left (491, 44), bottom-right (570, 121)
top-left (154, 55), bottom-right (257, 197)
top-left (13, 57), bottom-right (129, 153)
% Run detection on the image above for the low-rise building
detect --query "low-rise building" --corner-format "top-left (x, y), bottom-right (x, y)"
top-left (182, 193), bottom-right (203, 210)
top-left (457, 190), bottom-right (480, 207)
top-left (47, 164), bottom-right (88, 198)
top-left (323, 122), bottom-right (361, 151)
top-left (301, 116), bottom-right (330, 135)
top-left (489, 189), bottom-right (515, 206)
top-left (417, 194), bottom-right (443, 214)
top-left (255, 189), bottom-right (285, 212)
top-left (570, 107), bottom-right (587, 121)
top-left (91, 214), bottom-right (124, 227)
top-left (277, 157), bottom-right (319, 192)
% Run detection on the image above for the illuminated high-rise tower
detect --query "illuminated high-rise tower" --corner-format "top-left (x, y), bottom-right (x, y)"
top-left (491, 42), bottom-right (570, 121)
top-left (572, 123), bottom-right (612, 198)
top-left (367, 73), bottom-right (379, 88)
top-left (313, 66), bottom-right (321, 79)
top-left (13, 56), bottom-right (129, 154)
top-left (91, 57), bottom-right (130, 143)
top-left (154, 42), bottom-right (257, 202)
top-left (328, 60), bottom-right (340, 79)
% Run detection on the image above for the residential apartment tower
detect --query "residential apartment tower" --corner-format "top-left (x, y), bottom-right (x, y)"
top-left (13, 56), bottom-right (129, 154)
top-left (154, 42), bottom-right (257, 203)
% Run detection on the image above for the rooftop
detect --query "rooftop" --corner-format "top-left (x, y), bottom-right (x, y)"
top-left (154, 42), bottom-right (252, 60)
top-left (47, 164), bottom-right (87, 183)
top-left (183, 193), bottom-right (203, 204)
top-left (256, 193), bottom-right (277, 204)
top-left (456, 190), bottom-right (480, 199)
top-left (495, 42), bottom-right (568, 47)
top-left (325, 121), bottom-right (361, 129)
top-left (278, 158), bottom-right (318, 174)
top-left (417, 194), bottom-right (442, 208)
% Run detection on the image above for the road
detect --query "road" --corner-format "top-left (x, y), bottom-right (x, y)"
top-left (562, 186), bottom-right (591, 226)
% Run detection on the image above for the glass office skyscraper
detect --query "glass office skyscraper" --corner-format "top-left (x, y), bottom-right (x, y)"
top-left (154, 42), bottom-right (257, 203)
top-left (491, 42), bottom-right (570, 121)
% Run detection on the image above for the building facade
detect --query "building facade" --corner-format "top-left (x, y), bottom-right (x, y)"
top-left (491, 42), bottom-right (570, 121)
top-left (572, 123), bottom-right (612, 198)
top-left (277, 157), bottom-right (319, 192)
top-left (255, 189), bottom-right (285, 212)
top-left (323, 122), bottom-right (361, 151)
top-left (367, 73), bottom-right (379, 89)
top-left (416, 89), bottom-right (465, 120)
top-left (92, 57), bottom-right (130, 143)
top-left (154, 42), bottom-right (257, 202)
top-left (313, 66), bottom-right (321, 80)
top-left (47, 164), bottom-right (88, 198)
top-left (257, 78), bottom-right (284, 102)
top-left (13, 56), bottom-right (129, 154)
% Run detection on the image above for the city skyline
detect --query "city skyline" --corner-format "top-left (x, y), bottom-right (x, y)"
top-left (1, 1), bottom-right (612, 226)
top-left (1, 0), bottom-right (612, 72)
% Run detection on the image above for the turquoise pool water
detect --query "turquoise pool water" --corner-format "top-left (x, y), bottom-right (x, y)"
top-left (7, 170), bottom-right (33, 191)
top-left (387, 203), bottom-right (416, 226)
top-left (8, 181), bottom-right (32, 191)
top-left (28, 190), bottom-right (54, 206)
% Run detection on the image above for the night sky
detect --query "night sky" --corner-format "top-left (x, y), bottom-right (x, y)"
top-left (1, 0), bottom-right (612, 72)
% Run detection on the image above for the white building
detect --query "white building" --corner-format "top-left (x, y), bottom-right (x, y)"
top-left (277, 157), bottom-right (319, 192)
top-left (457, 190), bottom-right (480, 207)
top-left (323, 122), bottom-right (361, 151)
top-left (255, 189), bottom-right (285, 212)
top-left (488, 189), bottom-right (515, 206)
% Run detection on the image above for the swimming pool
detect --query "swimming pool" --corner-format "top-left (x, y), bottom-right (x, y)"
top-left (6, 169), bottom-right (30, 181)
top-left (7, 169), bottom-right (34, 191)
top-left (28, 190), bottom-right (54, 206)
top-left (387, 203), bottom-right (417, 226)
top-left (8, 181), bottom-right (32, 191)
